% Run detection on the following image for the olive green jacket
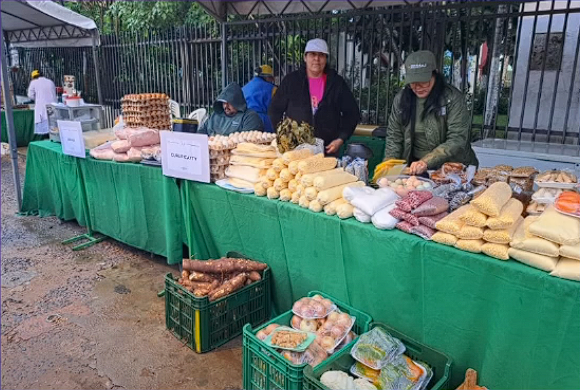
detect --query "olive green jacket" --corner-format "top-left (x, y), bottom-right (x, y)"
top-left (384, 85), bottom-right (478, 169)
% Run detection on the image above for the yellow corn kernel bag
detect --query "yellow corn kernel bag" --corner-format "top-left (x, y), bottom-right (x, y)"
top-left (435, 205), bottom-right (470, 235)
top-left (432, 232), bottom-right (458, 246)
top-left (456, 225), bottom-right (484, 240)
top-left (460, 205), bottom-right (488, 227)
top-left (471, 182), bottom-right (512, 217)
top-left (455, 239), bottom-right (484, 253)
top-left (486, 198), bottom-right (523, 230)
top-left (482, 242), bottom-right (510, 260)
top-left (483, 217), bottom-right (523, 244)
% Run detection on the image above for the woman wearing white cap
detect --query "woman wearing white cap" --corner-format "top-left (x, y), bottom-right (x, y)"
top-left (269, 38), bottom-right (360, 156)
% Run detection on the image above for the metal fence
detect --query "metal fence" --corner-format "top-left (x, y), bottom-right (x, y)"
top-left (9, 0), bottom-right (580, 145)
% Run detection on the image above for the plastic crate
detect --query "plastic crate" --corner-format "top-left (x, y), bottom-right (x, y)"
top-left (303, 322), bottom-right (452, 390)
top-left (165, 253), bottom-right (271, 353)
top-left (243, 291), bottom-right (373, 390)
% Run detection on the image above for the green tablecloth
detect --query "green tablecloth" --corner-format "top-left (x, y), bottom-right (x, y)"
top-left (182, 181), bottom-right (580, 390)
top-left (1, 109), bottom-right (43, 147)
top-left (21, 141), bottom-right (89, 226)
top-left (21, 141), bottom-right (185, 265)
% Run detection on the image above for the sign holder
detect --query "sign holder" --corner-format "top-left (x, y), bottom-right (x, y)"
top-left (161, 131), bottom-right (210, 182)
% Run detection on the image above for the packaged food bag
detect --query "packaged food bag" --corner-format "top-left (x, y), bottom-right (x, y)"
top-left (510, 216), bottom-right (560, 257)
top-left (372, 204), bottom-right (399, 230)
top-left (432, 232), bottom-right (458, 246)
top-left (412, 197), bottom-right (449, 217)
top-left (550, 257), bottom-right (580, 281)
top-left (483, 217), bottom-right (523, 244)
top-left (351, 327), bottom-right (405, 370)
top-left (560, 243), bottom-right (580, 261)
top-left (460, 205), bottom-right (488, 228)
top-left (486, 198), bottom-right (524, 230)
top-left (482, 242), bottom-right (510, 260)
top-left (455, 239), bottom-right (484, 253)
top-left (418, 212), bottom-right (448, 229)
top-left (396, 221), bottom-right (414, 233)
top-left (471, 182), bottom-right (512, 217)
top-left (508, 248), bottom-right (559, 272)
top-left (354, 208), bottom-right (372, 223)
top-left (529, 205), bottom-right (580, 245)
top-left (351, 187), bottom-right (399, 216)
top-left (411, 224), bottom-right (436, 240)
top-left (435, 205), bottom-right (469, 235)
top-left (408, 190), bottom-right (433, 209)
top-left (456, 225), bottom-right (484, 240)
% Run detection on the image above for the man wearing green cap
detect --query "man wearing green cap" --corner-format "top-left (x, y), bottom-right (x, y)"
top-left (384, 50), bottom-right (478, 174)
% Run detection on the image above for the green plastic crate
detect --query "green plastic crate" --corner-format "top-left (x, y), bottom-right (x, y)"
top-left (243, 291), bottom-right (373, 390)
top-left (165, 253), bottom-right (271, 353)
top-left (303, 322), bottom-right (452, 390)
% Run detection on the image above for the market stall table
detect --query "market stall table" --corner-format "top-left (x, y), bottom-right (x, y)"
top-left (1, 109), bottom-right (43, 146)
top-left (182, 180), bottom-right (580, 390)
top-left (21, 140), bottom-right (186, 264)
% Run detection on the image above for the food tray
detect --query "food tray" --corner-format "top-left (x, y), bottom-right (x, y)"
top-left (242, 291), bottom-right (372, 390)
top-left (165, 251), bottom-right (271, 354)
top-left (263, 327), bottom-right (316, 352)
top-left (534, 181), bottom-right (578, 190)
top-left (303, 322), bottom-right (452, 390)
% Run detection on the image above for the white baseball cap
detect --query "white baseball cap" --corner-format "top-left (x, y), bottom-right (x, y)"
top-left (305, 39), bottom-right (329, 55)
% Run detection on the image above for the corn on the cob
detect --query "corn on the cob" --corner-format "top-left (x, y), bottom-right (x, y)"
top-left (291, 191), bottom-right (300, 204)
top-left (317, 181), bottom-right (365, 205)
top-left (305, 186), bottom-right (319, 201)
top-left (298, 156), bottom-right (337, 174)
top-left (280, 168), bottom-right (294, 183)
top-left (267, 187), bottom-right (280, 199)
top-left (274, 178), bottom-right (288, 192)
top-left (280, 189), bottom-right (292, 202)
top-left (282, 149), bottom-right (313, 165)
top-left (299, 195), bottom-right (310, 208)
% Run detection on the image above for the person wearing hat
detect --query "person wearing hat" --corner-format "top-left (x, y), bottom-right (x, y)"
top-left (269, 38), bottom-right (360, 156)
top-left (27, 70), bottom-right (57, 135)
top-left (198, 82), bottom-right (264, 136)
top-left (242, 65), bottom-right (277, 132)
top-left (384, 50), bottom-right (478, 175)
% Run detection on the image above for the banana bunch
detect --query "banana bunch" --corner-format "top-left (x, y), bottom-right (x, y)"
top-left (372, 159), bottom-right (406, 183)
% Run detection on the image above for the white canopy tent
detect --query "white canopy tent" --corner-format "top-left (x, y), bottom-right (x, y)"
top-left (1, 0), bottom-right (100, 208)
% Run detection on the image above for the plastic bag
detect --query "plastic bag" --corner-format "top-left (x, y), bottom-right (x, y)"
top-left (402, 212), bottom-right (420, 226)
top-left (372, 204), bottom-right (399, 230)
top-left (343, 186), bottom-right (376, 202)
top-left (408, 190), bottom-right (433, 209)
top-left (395, 197), bottom-right (414, 213)
top-left (411, 224), bottom-right (436, 240)
top-left (294, 137), bottom-right (325, 155)
top-left (412, 197), bottom-right (448, 217)
top-left (316, 310), bottom-right (356, 353)
top-left (449, 191), bottom-right (472, 211)
top-left (389, 207), bottom-right (409, 221)
top-left (375, 355), bottom-right (431, 390)
top-left (354, 208), bottom-right (372, 223)
top-left (351, 187), bottom-right (399, 216)
top-left (396, 221), bottom-right (414, 233)
top-left (292, 297), bottom-right (337, 319)
top-left (351, 327), bottom-right (406, 370)
top-left (418, 212), bottom-right (448, 229)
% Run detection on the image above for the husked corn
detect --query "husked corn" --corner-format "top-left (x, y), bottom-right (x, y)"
top-left (317, 181), bottom-right (365, 205)
top-left (288, 179), bottom-right (298, 193)
top-left (324, 198), bottom-right (348, 216)
top-left (279, 189), bottom-right (292, 202)
top-left (282, 149), bottom-right (313, 165)
top-left (482, 242), bottom-right (510, 260)
top-left (435, 205), bottom-right (469, 234)
top-left (266, 168), bottom-right (278, 181)
top-left (267, 187), bottom-right (280, 199)
top-left (460, 205), bottom-right (488, 227)
top-left (455, 239), bottom-right (484, 253)
top-left (432, 232), bottom-right (458, 246)
top-left (309, 200), bottom-right (323, 213)
top-left (254, 182), bottom-right (267, 196)
top-left (274, 178), bottom-right (288, 191)
top-left (486, 198), bottom-right (523, 230)
top-left (336, 203), bottom-right (354, 219)
top-left (301, 168), bottom-right (344, 187)
top-left (305, 186), bottom-right (319, 201)
top-left (288, 160), bottom-right (300, 175)
top-left (272, 158), bottom-right (286, 172)
top-left (291, 191), bottom-right (300, 204)
top-left (298, 156), bottom-right (337, 174)
top-left (299, 195), bottom-right (310, 208)
top-left (313, 171), bottom-right (358, 191)
top-left (280, 168), bottom-right (294, 183)
top-left (483, 217), bottom-right (523, 244)
top-left (471, 182), bottom-right (512, 217)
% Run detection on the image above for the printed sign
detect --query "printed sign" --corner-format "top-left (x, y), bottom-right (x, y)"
top-left (161, 131), bottom-right (209, 182)
top-left (58, 120), bottom-right (86, 158)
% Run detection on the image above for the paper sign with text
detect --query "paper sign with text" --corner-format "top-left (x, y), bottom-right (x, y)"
top-left (58, 120), bottom-right (86, 158)
top-left (161, 131), bottom-right (210, 182)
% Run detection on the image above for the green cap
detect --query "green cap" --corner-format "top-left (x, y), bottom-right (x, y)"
top-left (404, 50), bottom-right (436, 84)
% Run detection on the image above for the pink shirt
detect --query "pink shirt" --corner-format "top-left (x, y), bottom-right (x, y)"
top-left (308, 75), bottom-right (326, 115)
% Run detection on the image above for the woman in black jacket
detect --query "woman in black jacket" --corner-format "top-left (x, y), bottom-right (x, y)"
top-left (268, 39), bottom-right (360, 156)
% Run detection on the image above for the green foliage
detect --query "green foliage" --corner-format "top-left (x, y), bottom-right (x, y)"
top-left (472, 87), bottom-right (510, 115)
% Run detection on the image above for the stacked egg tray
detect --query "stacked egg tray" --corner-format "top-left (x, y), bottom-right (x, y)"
top-left (121, 93), bottom-right (171, 130)
top-left (208, 131), bottom-right (276, 182)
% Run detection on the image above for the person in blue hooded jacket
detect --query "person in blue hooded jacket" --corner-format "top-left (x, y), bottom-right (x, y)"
top-left (242, 65), bottom-right (277, 132)
top-left (198, 83), bottom-right (264, 136)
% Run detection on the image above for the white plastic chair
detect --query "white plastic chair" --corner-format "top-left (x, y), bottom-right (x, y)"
top-left (169, 99), bottom-right (181, 118)
top-left (188, 108), bottom-right (208, 129)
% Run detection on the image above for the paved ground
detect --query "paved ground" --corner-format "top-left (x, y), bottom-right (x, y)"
top-left (1, 152), bottom-right (243, 390)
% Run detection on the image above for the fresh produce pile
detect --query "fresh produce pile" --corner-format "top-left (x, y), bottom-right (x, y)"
top-left (320, 327), bottom-right (433, 390)
top-left (209, 132), bottom-right (276, 182)
top-left (177, 257), bottom-right (267, 301)
top-left (276, 118), bottom-right (316, 153)
top-left (255, 294), bottom-right (358, 367)
top-left (121, 93), bottom-right (171, 130)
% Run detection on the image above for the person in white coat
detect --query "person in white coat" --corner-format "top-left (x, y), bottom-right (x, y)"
top-left (27, 70), bottom-right (57, 135)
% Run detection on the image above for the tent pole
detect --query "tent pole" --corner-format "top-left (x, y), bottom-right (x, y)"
top-left (1, 31), bottom-right (23, 209)
top-left (221, 22), bottom-right (227, 90)
top-left (91, 31), bottom-right (103, 105)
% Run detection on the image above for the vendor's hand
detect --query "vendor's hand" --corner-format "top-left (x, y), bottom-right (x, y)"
top-left (409, 160), bottom-right (428, 175)
top-left (325, 139), bottom-right (344, 154)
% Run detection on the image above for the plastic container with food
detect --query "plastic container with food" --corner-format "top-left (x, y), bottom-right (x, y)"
top-left (554, 191), bottom-right (580, 218)
top-left (315, 311), bottom-right (356, 354)
top-left (264, 326), bottom-right (315, 352)
top-left (535, 169), bottom-right (578, 189)
top-left (377, 175), bottom-right (434, 198)
top-left (532, 187), bottom-right (564, 204)
top-left (292, 295), bottom-right (337, 319)
top-left (350, 327), bottom-right (405, 370)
